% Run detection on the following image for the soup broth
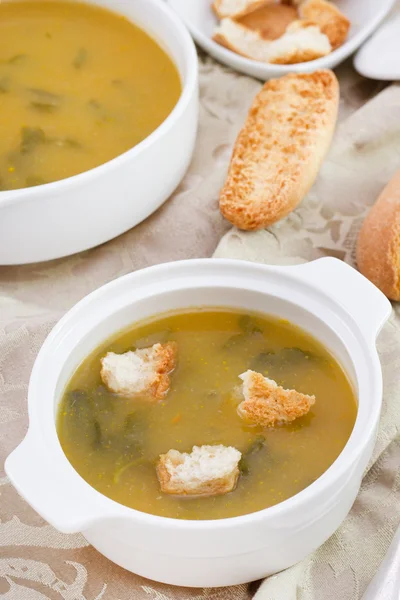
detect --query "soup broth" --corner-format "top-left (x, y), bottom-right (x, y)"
top-left (57, 309), bottom-right (357, 520)
top-left (0, 0), bottom-right (181, 190)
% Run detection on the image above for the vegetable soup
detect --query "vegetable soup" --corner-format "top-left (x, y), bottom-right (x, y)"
top-left (0, 0), bottom-right (181, 190)
top-left (57, 309), bottom-right (357, 520)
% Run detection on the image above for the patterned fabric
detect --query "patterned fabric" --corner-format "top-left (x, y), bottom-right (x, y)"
top-left (0, 53), bottom-right (397, 599)
top-left (215, 84), bottom-right (400, 600)
top-left (362, 524), bottom-right (400, 600)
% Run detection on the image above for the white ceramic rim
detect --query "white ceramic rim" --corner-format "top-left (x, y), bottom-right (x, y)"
top-left (25, 258), bottom-right (387, 531)
top-left (169, 0), bottom-right (397, 77)
top-left (0, 0), bottom-right (198, 208)
top-left (353, 10), bottom-right (400, 80)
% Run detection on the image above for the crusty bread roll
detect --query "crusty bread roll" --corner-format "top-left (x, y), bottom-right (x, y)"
top-left (219, 70), bottom-right (339, 231)
top-left (357, 169), bottom-right (400, 301)
top-left (213, 18), bottom-right (331, 64)
top-left (212, 0), bottom-right (272, 20)
top-left (299, 0), bottom-right (350, 49)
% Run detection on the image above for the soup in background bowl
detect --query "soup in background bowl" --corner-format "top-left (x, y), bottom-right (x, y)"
top-left (0, 0), bottom-right (198, 265)
top-left (0, 0), bottom-right (181, 190)
top-left (57, 308), bottom-right (357, 520)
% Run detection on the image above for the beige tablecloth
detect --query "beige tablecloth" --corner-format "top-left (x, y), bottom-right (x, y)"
top-left (1, 55), bottom-right (399, 600)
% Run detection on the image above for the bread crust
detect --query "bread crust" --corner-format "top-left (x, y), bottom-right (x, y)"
top-left (357, 169), bottom-right (400, 301)
top-left (238, 4), bottom-right (298, 41)
top-left (157, 446), bottom-right (241, 496)
top-left (100, 342), bottom-right (177, 400)
top-left (147, 342), bottom-right (177, 398)
top-left (299, 0), bottom-right (350, 49)
top-left (219, 70), bottom-right (339, 230)
top-left (213, 18), bottom-right (331, 65)
top-left (213, 0), bottom-right (271, 20)
top-left (269, 21), bottom-right (331, 63)
top-left (237, 370), bottom-right (315, 426)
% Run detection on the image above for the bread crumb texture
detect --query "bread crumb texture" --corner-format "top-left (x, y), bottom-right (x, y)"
top-left (219, 69), bottom-right (339, 230)
top-left (157, 444), bottom-right (242, 496)
top-left (213, 0), bottom-right (271, 19)
top-left (299, 0), bottom-right (350, 49)
top-left (213, 18), bottom-right (331, 64)
top-left (238, 370), bottom-right (316, 426)
top-left (100, 342), bottom-right (177, 400)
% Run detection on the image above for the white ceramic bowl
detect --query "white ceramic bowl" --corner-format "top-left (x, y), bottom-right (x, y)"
top-left (0, 0), bottom-right (198, 265)
top-left (167, 0), bottom-right (397, 80)
top-left (5, 257), bottom-right (391, 587)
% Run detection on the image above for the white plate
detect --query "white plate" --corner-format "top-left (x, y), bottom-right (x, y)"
top-left (167, 0), bottom-right (397, 80)
top-left (354, 10), bottom-right (400, 80)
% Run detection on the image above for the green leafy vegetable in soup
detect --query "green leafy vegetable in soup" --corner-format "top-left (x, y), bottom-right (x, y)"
top-left (0, 0), bottom-right (181, 190)
top-left (57, 309), bottom-right (357, 520)
top-left (72, 47), bottom-right (88, 69)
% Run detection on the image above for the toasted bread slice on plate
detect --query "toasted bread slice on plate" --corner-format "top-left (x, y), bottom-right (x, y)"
top-left (238, 3), bottom-right (298, 40)
top-left (299, 0), bottom-right (350, 49)
top-left (167, 0), bottom-right (394, 79)
top-left (214, 18), bottom-right (331, 63)
top-left (212, 0), bottom-right (272, 19)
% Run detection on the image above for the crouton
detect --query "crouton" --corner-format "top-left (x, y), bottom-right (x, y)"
top-left (237, 370), bottom-right (315, 426)
top-left (213, 18), bottom-right (331, 64)
top-left (299, 0), bottom-right (350, 49)
top-left (213, 0), bottom-right (273, 20)
top-left (100, 342), bottom-right (177, 400)
top-left (219, 70), bottom-right (339, 230)
top-left (157, 444), bottom-right (242, 496)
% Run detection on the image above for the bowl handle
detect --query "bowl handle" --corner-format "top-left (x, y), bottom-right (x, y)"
top-left (5, 431), bottom-right (118, 534)
top-left (288, 257), bottom-right (392, 340)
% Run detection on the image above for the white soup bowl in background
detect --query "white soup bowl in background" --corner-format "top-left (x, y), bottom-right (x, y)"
top-left (5, 257), bottom-right (391, 587)
top-left (0, 0), bottom-right (198, 265)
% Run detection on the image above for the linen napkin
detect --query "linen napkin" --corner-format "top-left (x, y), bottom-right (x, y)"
top-left (0, 55), bottom-right (396, 599)
top-left (362, 525), bottom-right (400, 600)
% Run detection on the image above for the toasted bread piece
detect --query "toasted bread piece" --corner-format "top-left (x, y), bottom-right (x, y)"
top-left (237, 370), bottom-right (316, 426)
top-left (238, 4), bottom-right (297, 40)
top-left (299, 0), bottom-right (350, 49)
top-left (157, 445), bottom-right (242, 496)
top-left (271, 19), bottom-right (332, 63)
top-left (357, 169), bottom-right (400, 301)
top-left (100, 342), bottom-right (177, 400)
top-left (213, 18), bottom-right (331, 64)
top-left (219, 70), bottom-right (339, 230)
top-left (212, 0), bottom-right (273, 19)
